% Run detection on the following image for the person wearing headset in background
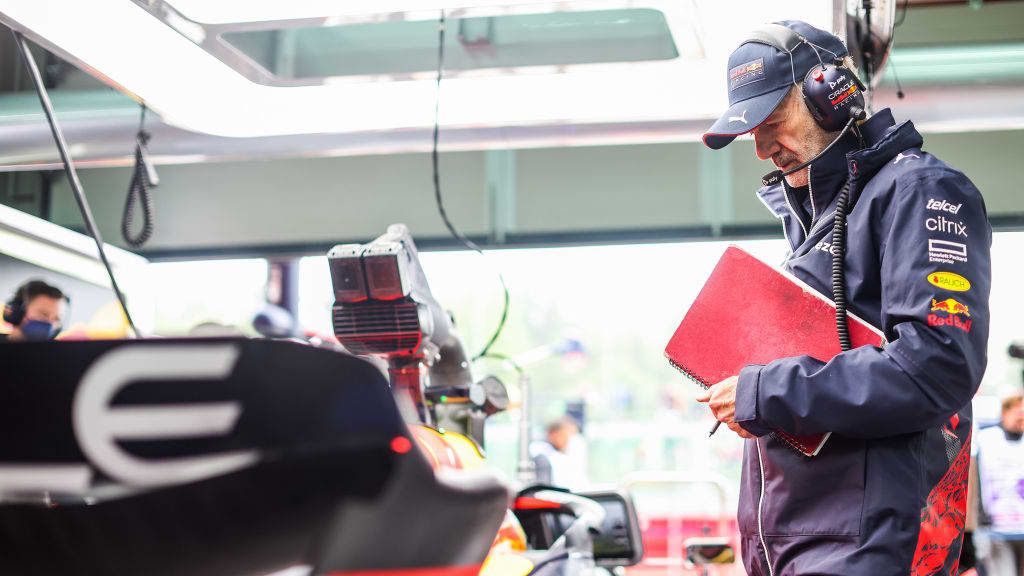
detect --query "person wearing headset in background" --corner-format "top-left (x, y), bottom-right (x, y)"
top-left (694, 21), bottom-right (991, 575)
top-left (1, 279), bottom-right (68, 342)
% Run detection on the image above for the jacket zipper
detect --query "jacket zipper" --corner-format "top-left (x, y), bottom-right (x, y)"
top-left (809, 210), bottom-right (836, 238)
top-left (807, 164), bottom-right (817, 226)
top-left (755, 437), bottom-right (775, 576)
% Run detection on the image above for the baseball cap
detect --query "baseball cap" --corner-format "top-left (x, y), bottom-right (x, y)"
top-left (702, 20), bottom-right (848, 150)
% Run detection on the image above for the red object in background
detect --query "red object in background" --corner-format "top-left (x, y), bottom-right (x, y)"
top-left (390, 436), bottom-right (412, 454)
top-left (664, 246), bottom-right (885, 456)
top-left (626, 515), bottom-right (742, 576)
top-left (513, 496), bottom-right (563, 511)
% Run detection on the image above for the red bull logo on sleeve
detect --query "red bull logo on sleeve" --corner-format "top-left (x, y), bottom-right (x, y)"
top-left (931, 298), bottom-right (969, 317)
top-left (928, 297), bottom-right (972, 332)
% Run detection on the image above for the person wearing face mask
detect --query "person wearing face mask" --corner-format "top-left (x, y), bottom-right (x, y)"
top-left (1, 279), bottom-right (68, 342)
top-left (694, 20), bottom-right (991, 576)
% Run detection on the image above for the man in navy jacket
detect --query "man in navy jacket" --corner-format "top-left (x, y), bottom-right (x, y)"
top-left (695, 20), bottom-right (990, 576)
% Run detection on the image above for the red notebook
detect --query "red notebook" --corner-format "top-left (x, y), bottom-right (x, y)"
top-left (665, 246), bottom-right (886, 456)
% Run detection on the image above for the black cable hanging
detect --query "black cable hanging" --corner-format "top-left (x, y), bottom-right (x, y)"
top-left (121, 104), bottom-right (159, 247)
top-left (831, 180), bottom-right (853, 352)
top-left (12, 30), bottom-right (139, 337)
top-left (431, 10), bottom-right (511, 361)
top-left (895, 0), bottom-right (910, 28)
top-left (892, 0), bottom-right (909, 99)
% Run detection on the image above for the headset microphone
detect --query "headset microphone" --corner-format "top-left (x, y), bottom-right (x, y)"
top-left (735, 24), bottom-right (870, 369)
top-left (761, 106), bottom-right (866, 187)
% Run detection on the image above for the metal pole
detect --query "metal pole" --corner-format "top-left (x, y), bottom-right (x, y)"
top-left (516, 373), bottom-right (536, 484)
top-left (12, 31), bottom-right (138, 337)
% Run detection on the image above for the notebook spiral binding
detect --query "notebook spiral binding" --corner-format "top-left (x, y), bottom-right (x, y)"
top-left (667, 353), bottom-right (815, 456)
top-left (665, 354), bottom-right (710, 390)
top-left (771, 430), bottom-right (815, 457)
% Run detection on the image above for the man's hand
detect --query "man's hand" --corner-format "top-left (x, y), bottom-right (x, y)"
top-left (696, 376), bottom-right (755, 439)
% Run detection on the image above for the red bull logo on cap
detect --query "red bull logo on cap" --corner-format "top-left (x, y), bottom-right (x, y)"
top-left (729, 58), bottom-right (765, 91)
top-left (730, 59), bottom-right (764, 79)
top-left (928, 297), bottom-right (972, 333)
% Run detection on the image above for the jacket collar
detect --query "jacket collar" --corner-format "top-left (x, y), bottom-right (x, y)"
top-left (847, 109), bottom-right (924, 194)
top-left (756, 108), bottom-right (923, 238)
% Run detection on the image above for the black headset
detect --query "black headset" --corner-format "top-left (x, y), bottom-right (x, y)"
top-left (746, 24), bottom-right (866, 353)
top-left (745, 24), bottom-right (867, 133)
top-left (3, 280), bottom-right (69, 327)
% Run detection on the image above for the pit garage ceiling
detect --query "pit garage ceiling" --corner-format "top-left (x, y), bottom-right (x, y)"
top-left (0, 1), bottom-right (1021, 169)
top-left (0, 0), bottom-right (835, 140)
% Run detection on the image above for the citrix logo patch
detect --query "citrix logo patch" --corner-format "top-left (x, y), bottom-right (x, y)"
top-left (926, 215), bottom-right (967, 237)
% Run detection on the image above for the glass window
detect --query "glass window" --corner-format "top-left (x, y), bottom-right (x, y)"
top-left (221, 9), bottom-right (678, 81)
top-left (148, 258), bottom-right (268, 336)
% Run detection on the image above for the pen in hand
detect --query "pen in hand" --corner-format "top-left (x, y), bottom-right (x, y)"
top-left (709, 420), bottom-right (722, 437)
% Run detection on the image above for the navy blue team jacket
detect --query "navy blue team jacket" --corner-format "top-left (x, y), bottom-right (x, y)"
top-left (733, 109), bottom-right (991, 576)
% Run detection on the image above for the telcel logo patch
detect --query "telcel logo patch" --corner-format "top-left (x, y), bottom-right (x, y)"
top-left (927, 271), bottom-right (971, 292)
top-left (927, 198), bottom-right (962, 214)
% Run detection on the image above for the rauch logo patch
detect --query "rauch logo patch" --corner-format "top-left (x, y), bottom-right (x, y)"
top-left (927, 271), bottom-right (971, 292)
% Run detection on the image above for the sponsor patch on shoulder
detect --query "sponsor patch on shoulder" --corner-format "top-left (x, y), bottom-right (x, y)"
top-left (928, 239), bottom-right (967, 264)
top-left (729, 58), bottom-right (765, 91)
top-left (928, 296), bottom-right (973, 333)
top-left (927, 271), bottom-right (971, 292)
top-left (931, 297), bottom-right (969, 317)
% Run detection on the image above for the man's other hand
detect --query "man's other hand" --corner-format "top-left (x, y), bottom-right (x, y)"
top-left (696, 376), bottom-right (755, 439)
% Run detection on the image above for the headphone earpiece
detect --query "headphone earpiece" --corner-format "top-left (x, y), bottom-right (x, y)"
top-left (3, 290), bottom-right (27, 327)
top-left (800, 62), bottom-right (866, 132)
top-left (742, 24), bottom-right (867, 134)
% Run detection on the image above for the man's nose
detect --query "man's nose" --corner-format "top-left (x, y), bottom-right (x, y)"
top-left (753, 129), bottom-right (778, 160)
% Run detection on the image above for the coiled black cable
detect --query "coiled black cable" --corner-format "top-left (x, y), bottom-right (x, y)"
top-left (831, 179), bottom-right (852, 352)
top-left (121, 106), bottom-right (157, 248)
